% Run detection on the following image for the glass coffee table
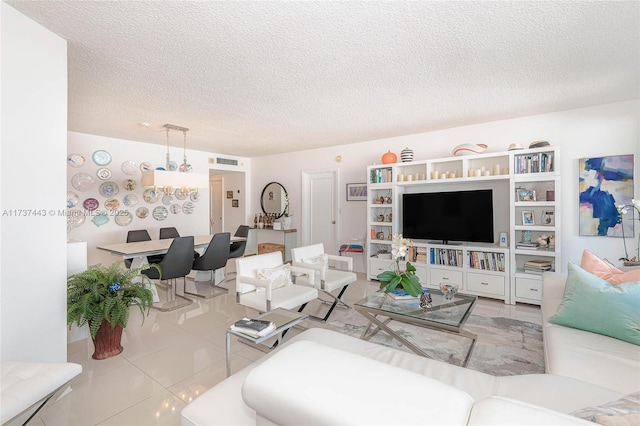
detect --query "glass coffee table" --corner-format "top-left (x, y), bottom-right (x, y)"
top-left (354, 290), bottom-right (478, 366)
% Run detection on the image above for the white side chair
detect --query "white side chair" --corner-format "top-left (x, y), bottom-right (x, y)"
top-left (235, 251), bottom-right (318, 313)
top-left (291, 243), bottom-right (357, 322)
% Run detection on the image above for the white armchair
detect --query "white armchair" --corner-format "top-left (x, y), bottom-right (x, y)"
top-left (291, 243), bottom-right (357, 322)
top-left (235, 251), bottom-right (318, 313)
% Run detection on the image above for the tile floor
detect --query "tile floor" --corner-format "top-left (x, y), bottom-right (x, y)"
top-left (36, 274), bottom-right (541, 426)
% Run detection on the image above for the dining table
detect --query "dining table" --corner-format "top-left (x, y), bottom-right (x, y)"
top-left (97, 234), bottom-right (245, 303)
top-left (97, 234), bottom-right (244, 269)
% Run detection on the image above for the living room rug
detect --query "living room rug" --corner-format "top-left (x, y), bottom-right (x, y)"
top-left (316, 311), bottom-right (544, 376)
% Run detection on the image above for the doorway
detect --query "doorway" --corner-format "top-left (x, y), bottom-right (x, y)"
top-left (301, 169), bottom-right (339, 253)
top-left (209, 176), bottom-right (223, 234)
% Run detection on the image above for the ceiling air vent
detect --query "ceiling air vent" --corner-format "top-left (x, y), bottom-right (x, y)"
top-left (216, 157), bottom-right (238, 166)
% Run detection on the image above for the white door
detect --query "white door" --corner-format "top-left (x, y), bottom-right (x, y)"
top-left (302, 169), bottom-right (339, 253)
top-left (209, 176), bottom-right (223, 234)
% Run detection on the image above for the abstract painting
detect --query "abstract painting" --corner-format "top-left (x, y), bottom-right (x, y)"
top-left (579, 154), bottom-right (634, 236)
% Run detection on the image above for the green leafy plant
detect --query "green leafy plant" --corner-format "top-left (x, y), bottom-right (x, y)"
top-left (377, 234), bottom-right (422, 297)
top-left (67, 262), bottom-right (155, 339)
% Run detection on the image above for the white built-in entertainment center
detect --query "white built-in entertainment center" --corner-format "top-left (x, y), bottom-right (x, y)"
top-left (366, 146), bottom-right (560, 305)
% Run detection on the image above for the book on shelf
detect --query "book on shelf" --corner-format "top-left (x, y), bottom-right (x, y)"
top-left (525, 259), bottom-right (552, 267)
top-left (516, 242), bottom-right (540, 249)
top-left (523, 267), bottom-right (551, 275)
top-left (230, 318), bottom-right (276, 338)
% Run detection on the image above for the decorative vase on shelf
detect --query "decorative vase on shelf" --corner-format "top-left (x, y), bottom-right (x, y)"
top-left (401, 147), bottom-right (414, 162)
top-left (381, 150), bottom-right (397, 164)
top-left (452, 143), bottom-right (488, 156)
top-left (282, 216), bottom-right (292, 229)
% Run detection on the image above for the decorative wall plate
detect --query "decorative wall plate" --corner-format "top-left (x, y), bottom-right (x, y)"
top-left (99, 181), bottom-right (119, 197)
top-left (170, 204), bottom-right (182, 214)
top-left (67, 191), bottom-right (79, 208)
top-left (71, 173), bottom-right (96, 191)
top-left (189, 192), bottom-right (201, 202)
top-left (92, 213), bottom-right (109, 227)
top-left (83, 198), bottom-right (99, 211)
top-left (92, 150), bottom-right (112, 166)
top-left (143, 188), bottom-right (160, 203)
top-left (121, 161), bottom-right (138, 175)
top-left (122, 179), bottom-right (136, 191)
top-left (139, 162), bottom-right (153, 172)
top-left (168, 161), bottom-right (178, 171)
top-left (152, 206), bottom-right (168, 221)
top-left (174, 189), bottom-right (187, 200)
top-left (67, 209), bottom-right (86, 229)
top-left (182, 202), bottom-right (195, 215)
top-left (104, 198), bottom-right (120, 211)
top-left (136, 207), bottom-right (149, 219)
top-left (122, 194), bottom-right (138, 207)
top-left (115, 211), bottom-right (133, 226)
top-left (67, 154), bottom-right (85, 167)
top-left (162, 195), bottom-right (174, 205)
top-left (96, 168), bottom-right (112, 180)
top-left (179, 163), bottom-right (192, 172)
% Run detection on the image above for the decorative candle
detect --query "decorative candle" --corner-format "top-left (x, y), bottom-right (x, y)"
top-left (431, 171), bottom-right (439, 179)
top-left (484, 170), bottom-right (491, 176)
top-left (493, 164), bottom-right (501, 175)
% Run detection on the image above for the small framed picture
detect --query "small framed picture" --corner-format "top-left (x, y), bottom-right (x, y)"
top-left (516, 188), bottom-right (536, 202)
top-left (346, 183), bottom-right (367, 201)
top-left (541, 210), bottom-right (554, 226)
top-left (522, 210), bottom-right (534, 225)
top-left (226, 191), bottom-right (233, 199)
top-left (232, 199), bottom-right (239, 208)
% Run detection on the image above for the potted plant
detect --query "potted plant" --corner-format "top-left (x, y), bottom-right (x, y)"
top-left (377, 234), bottom-right (422, 297)
top-left (67, 262), bottom-right (155, 360)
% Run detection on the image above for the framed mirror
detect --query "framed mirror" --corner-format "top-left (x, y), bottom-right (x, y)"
top-left (261, 182), bottom-right (288, 219)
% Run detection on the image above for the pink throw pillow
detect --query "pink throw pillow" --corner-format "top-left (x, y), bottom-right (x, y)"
top-left (580, 250), bottom-right (640, 284)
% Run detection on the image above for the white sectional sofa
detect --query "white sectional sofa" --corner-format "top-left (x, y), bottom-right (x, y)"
top-left (541, 271), bottom-right (640, 395)
top-left (181, 272), bottom-right (638, 425)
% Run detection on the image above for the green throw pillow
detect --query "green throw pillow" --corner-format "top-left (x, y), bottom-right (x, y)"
top-left (548, 263), bottom-right (640, 345)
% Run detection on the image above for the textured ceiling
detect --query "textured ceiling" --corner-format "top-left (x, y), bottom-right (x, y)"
top-left (6, 1), bottom-right (640, 157)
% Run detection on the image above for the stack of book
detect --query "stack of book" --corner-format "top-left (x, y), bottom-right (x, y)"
top-left (516, 241), bottom-right (540, 250)
top-left (524, 259), bottom-right (552, 275)
top-left (389, 287), bottom-right (430, 300)
top-left (230, 318), bottom-right (276, 338)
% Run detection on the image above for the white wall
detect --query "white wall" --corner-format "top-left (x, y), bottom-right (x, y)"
top-left (213, 170), bottom-right (247, 235)
top-left (1, 3), bottom-right (68, 361)
top-left (252, 100), bottom-right (640, 273)
top-left (67, 132), bottom-right (250, 266)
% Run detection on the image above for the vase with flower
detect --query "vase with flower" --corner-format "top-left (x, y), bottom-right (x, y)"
top-left (376, 234), bottom-right (422, 297)
top-left (617, 199), bottom-right (640, 266)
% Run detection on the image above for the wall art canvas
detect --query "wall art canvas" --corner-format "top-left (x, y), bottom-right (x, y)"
top-left (579, 154), bottom-right (634, 236)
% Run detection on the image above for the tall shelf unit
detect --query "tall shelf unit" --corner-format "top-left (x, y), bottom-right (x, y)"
top-left (366, 146), bottom-right (560, 305)
top-left (510, 147), bottom-right (561, 304)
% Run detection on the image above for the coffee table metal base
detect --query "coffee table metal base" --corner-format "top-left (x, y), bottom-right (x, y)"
top-left (225, 308), bottom-right (307, 377)
top-left (356, 309), bottom-right (478, 367)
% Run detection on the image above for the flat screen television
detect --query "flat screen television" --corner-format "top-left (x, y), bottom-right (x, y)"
top-left (402, 189), bottom-right (494, 244)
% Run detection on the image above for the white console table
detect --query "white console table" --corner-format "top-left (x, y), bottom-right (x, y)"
top-left (249, 228), bottom-right (297, 262)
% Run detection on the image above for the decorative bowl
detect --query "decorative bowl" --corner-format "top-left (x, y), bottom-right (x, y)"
top-left (439, 283), bottom-right (459, 300)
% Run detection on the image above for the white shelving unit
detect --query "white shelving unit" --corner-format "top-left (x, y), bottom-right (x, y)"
top-left (366, 146), bottom-right (561, 305)
top-left (510, 147), bottom-right (561, 305)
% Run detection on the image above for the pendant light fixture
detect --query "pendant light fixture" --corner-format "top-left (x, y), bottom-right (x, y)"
top-left (141, 124), bottom-right (207, 195)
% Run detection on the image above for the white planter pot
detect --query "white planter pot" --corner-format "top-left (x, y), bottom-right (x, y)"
top-left (283, 217), bottom-right (292, 229)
